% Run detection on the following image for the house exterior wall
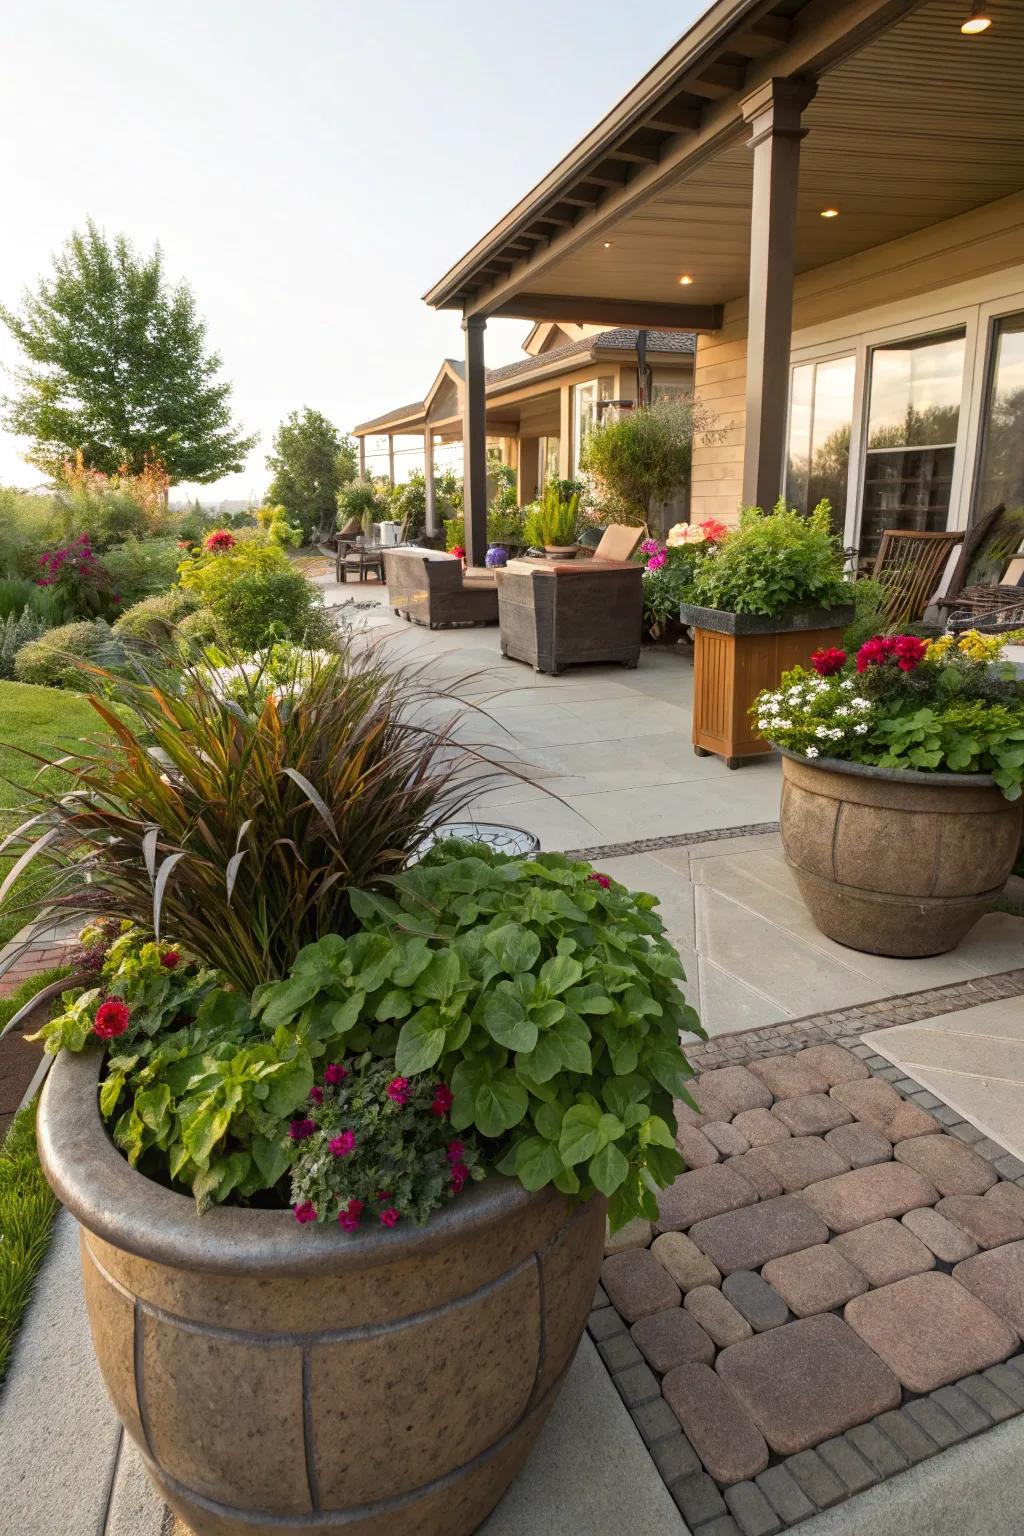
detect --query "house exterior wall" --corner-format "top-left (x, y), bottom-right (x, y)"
top-left (690, 190), bottom-right (1024, 536)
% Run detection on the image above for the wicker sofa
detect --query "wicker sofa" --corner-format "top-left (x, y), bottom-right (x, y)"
top-left (382, 549), bottom-right (498, 628)
top-left (495, 559), bottom-right (643, 674)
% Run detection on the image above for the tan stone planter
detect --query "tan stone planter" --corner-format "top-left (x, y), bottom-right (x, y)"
top-left (779, 749), bottom-right (1024, 957)
top-left (37, 1048), bottom-right (604, 1536)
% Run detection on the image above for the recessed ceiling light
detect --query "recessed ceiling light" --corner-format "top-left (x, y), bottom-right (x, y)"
top-left (603, 241), bottom-right (613, 248)
top-left (820, 207), bottom-right (840, 218)
top-left (678, 274), bottom-right (693, 285)
top-left (961, 6), bottom-right (992, 33)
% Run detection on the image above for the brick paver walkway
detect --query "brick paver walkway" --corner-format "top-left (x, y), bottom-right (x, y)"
top-left (592, 1042), bottom-right (1024, 1535)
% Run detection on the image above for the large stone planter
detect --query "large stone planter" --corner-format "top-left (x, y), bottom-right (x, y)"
top-left (37, 1049), bottom-right (605, 1536)
top-left (779, 749), bottom-right (1024, 956)
top-left (680, 602), bottom-right (854, 767)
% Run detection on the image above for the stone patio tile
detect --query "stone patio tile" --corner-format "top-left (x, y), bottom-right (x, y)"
top-left (704, 1121), bottom-right (751, 1157)
top-left (675, 1123), bottom-right (720, 1169)
top-left (662, 1362), bottom-right (770, 1484)
top-left (832, 1219), bottom-right (935, 1286)
top-left (894, 1134), bottom-right (999, 1196)
top-left (694, 1066), bottom-right (774, 1118)
top-left (674, 1095), bottom-right (707, 1127)
top-left (727, 1154), bottom-right (784, 1201)
top-left (746, 1136), bottom-right (850, 1192)
top-left (601, 1250), bottom-right (682, 1323)
top-left (771, 1093), bottom-right (853, 1137)
top-left (716, 1315), bottom-right (901, 1454)
top-left (630, 1308), bottom-right (716, 1372)
top-left (953, 1242), bottom-right (1024, 1339)
top-left (824, 1122), bottom-right (893, 1169)
top-left (749, 1054), bottom-right (830, 1100)
top-left (733, 1109), bottom-right (790, 1147)
top-left (724, 1481), bottom-right (782, 1536)
top-left (901, 1205), bottom-right (979, 1262)
top-left (651, 1231), bottom-right (721, 1292)
top-left (785, 1448), bottom-right (847, 1509)
top-left (795, 1044), bottom-right (870, 1086)
top-left (831, 1079), bottom-right (937, 1141)
top-left (755, 1466), bottom-right (815, 1524)
top-left (604, 1217), bottom-right (653, 1255)
top-left (689, 1195), bottom-right (829, 1275)
top-left (936, 1194), bottom-right (1024, 1249)
top-left (762, 1245), bottom-right (869, 1317)
top-left (844, 1272), bottom-right (1018, 1391)
top-left (722, 1271), bottom-right (790, 1331)
top-left (986, 1182), bottom-right (1024, 1220)
top-left (816, 1435), bottom-right (877, 1494)
top-left (801, 1163), bottom-right (938, 1233)
top-left (685, 1286), bottom-right (754, 1347)
top-left (656, 1164), bottom-right (754, 1232)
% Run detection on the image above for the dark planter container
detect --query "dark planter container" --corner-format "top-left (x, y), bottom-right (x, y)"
top-left (679, 602), bottom-right (854, 768)
top-left (779, 749), bottom-right (1024, 956)
top-left (37, 1049), bottom-right (605, 1536)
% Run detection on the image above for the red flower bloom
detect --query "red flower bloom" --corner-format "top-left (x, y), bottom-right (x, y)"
top-left (430, 1084), bottom-right (453, 1118)
top-left (589, 872), bottom-right (611, 890)
top-left (159, 949), bottom-right (180, 969)
top-left (324, 1062), bottom-right (347, 1085)
top-left (811, 647), bottom-right (847, 677)
top-left (450, 1162), bottom-right (469, 1194)
top-left (289, 1118), bottom-right (316, 1142)
top-left (93, 999), bottom-right (131, 1039)
top-left (446, 1140), bottom-right (465, 1164)
top-left (856, 634), bottom-right (927, 675)
top-left (309, 1085), bottom-right (324, 1105)
top-left (386, 1075), bottom-right (411, 1107)
top-left (203, 529), bottom-right (236, 552)
top-left (374, 1190), bottom-right (392, 1201)
top-left (329, 1130), bottom-right (356, 1157)
top-left (451, 545), bottom-right (466, 560)
top-left (379, 1206), bottom-right (400, 1227)
top-left (293, 1201), bottom-right (317, 1224)
top-left (698, 518), bottom-right (730, 544)
top-left (338, 1198), bottom-right (364, 1232)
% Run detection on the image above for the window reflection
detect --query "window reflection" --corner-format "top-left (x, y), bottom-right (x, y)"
top-left (975, 314), bottom-right (1024, 518)
top-left (785, 355), bottom-right (855, 534)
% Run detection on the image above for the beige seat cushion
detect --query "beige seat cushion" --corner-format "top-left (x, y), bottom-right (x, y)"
top-left (593, 524), bottom-right (643, 562)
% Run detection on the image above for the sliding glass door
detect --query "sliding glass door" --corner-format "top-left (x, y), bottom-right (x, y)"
top-left (974, 313), bottom-right (1024, 520)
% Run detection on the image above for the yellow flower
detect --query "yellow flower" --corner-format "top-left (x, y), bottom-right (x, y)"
top-left (924, 634), bottom-right (954, 662)
top-left (956, 630), bottom-right (1004, 661)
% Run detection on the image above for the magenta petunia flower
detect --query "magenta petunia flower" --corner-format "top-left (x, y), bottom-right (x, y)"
top-left (293, 1201), bottom-right (317, 1224)
top-left (329, 1130), bottom-right (356, 1157)
top-left (446, 1140), bottom-right (465, 1164)
top-left (289, 1118), bottom-right (316, 1142)
top-left (430, 1084), bottom-right (453, 1118)
top-left (589, 872), bottom-right (611, 890)
top-left (337, 1198), bottom-right (364, 1232)
top-left (308, 1085), bottom-right (324, 1105)
top-left (386, 1075), bottom-right (411, 1107)
top-left (450, 1162), bottom-right (469, 1194)
top-left (159, 949), bottom-right (180, 969)
top-left (379, 1206), bottom-right (400, 1227)
top-left (324, 1062), bottom-right (348, 1085)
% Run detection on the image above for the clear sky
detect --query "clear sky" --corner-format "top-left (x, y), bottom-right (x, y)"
top-left (0, 0), bottom-right (706, 502)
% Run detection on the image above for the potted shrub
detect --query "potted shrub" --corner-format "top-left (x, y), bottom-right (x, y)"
top-left (530, 482), bottom-right (581, 559)
top-left (10, 652), bottom-right (702, 1536)
top-left (636, 521), bottom-right (730, 643)
top-left (679, 500), bottom-right (855, 767)
top-left (753, 628), bottom-right (1024, 955)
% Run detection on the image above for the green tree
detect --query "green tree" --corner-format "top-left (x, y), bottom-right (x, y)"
top-left (266, 408), bottom-right (354, 543)
top-left (0, 221), bottom-right (256, 483)
top-left (581, 396), bottom-right (722, 523)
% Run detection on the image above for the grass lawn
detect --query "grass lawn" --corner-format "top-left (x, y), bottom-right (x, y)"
top-left (0, 681), bottom-right (101, 951)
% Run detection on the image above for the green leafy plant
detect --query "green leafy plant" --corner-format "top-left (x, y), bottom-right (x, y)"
top-left (111, 588), bottom-right (201, 644)
top-left (13, 619), bottom-right (120, 688)
top-left (842, 577), bottom-right (892, 652)
top-left (580, 396), bottom-right (722, 522)
top-left (691, 499), bottom-right (852, 616)
top-left (101, 538), bottom-right (182, 605)
top-left (176, 534), bottom-right (334, 651)
top-left (253, 846), bottom-right (704, 1227)
top-left (3, 649), bottom-right (502, 991)
top-left (0, 1092), bottom-right (60, 1387)
top-left (0, 608), bottom-right (48, 680)
top-left (535, 481), bottom-right (581, 548)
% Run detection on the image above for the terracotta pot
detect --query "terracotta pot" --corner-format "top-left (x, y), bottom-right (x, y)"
top-left (38, 1049), bottom-right (605, 1536)
top-left (543, 544), bottom-right (577, 559)
top-left (779, 749), bottom-right (1024, 957)
top-left (679, 602), bottom-right (854, 768)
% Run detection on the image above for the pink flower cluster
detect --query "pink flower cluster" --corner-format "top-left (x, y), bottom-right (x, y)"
top-left (447, 1140), bottom-right (469, 1194)
top-left (386, 1075), bottom-right (411, 1106)
top-left (589, 872), bottom-right (611, 890)
top-left (203, 529), bottom-right (236, 553)
top-left (856, 634), bottom-right (928, 674)
top-left (36, 534), bottom-right (119, 603)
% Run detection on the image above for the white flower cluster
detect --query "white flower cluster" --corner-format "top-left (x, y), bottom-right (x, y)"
top-left (753, 670), bottom-right (877, 761)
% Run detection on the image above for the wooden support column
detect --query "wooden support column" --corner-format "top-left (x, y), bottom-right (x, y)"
top-left (387, 434), bottom-right (396, 486)
top-left (557, 385), bottom-right (572, 479)
top-left (462, 313), bottom-right (488, 566)
top-left (517, 437), bottom-right (539, 505)
top-left (423, 426), bottom-right (437, 536)
top-left (740, 77), bottom-right (816, 512)
top-left (358, 436), bottom-right (366, 477)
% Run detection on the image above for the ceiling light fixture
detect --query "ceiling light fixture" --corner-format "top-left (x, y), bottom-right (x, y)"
top-left (678, 274), bottom-right (694, 285)
top-left (603, 241), bottom-right (613, 248)
top-left (820, 207), bottom-right (840, 218)
top-left (961, 5), bottom-right (992, 33)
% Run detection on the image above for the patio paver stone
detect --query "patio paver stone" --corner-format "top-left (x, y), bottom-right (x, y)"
top-left (704, 1121), bottom-right (751, 1157)
top-left (685, 1286), bottom-right (754, 1347)
top-left (801, 1162), bottom-right (938, 1232)
top-left (832, 1218), bottom-right (935, 1286)
top-left (794, 1044), bottom-right (870, 1085)
top-left (770, 1093), bottom-right (853, 1137)
top-left (662, 1363), bottom-right (770, 1484)
top-left (650, 1231), bottom-right (721, 1292)
top-left (987, 1183), bottom-right (1024, 1220)
top-left (716, 1314), bottom-right (901, 1454)
top-left (604, 1217), bottom-right (653, 1255)
top-left (601, 1250), bottom-right (681, 1322)
top-left (721, 1270), bottom-right (790, 1331)
top-left (630, 1309), bottom-right (716, 1372)
top-left (656, 1164), bottom-right (754, 1232)
top-left (745, 1136), bottom-right (850, 1192)
top-left (901, 1205), bottom-right (979, 1262)
top-left (936, 1194), bottom-right (1024, 1249)
top-left (843, 1272), bottom-right (1018, 1392)
top-left (732, 1109), bottom-right (790, 1146)
top-left (830, 1079), bottom-right (938, 1141)
top-left (894, 1133), bottom-right (999, 1195)
top-left (727, 1154), bottom-right (785, 1201)
top-left (675, 1124), bottom-right (720, 1169)
top-left (953, 1242), bottom-right (1024, 1339)
top-left (693, 1066), bottom-right (774, 1117)
top-left (748, 1055), bottom-right (830, 1100)
top-left (824, 1122), bottom-right (893, 1169)
top-left (688, 1195), bottom-right (829, 1274)
top-left (762, 1245), bottom-right (869, 1317)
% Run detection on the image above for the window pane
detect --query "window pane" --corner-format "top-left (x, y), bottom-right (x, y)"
top-left (808, 355), bottom-right (856, 534)
top-left (976, 313), bottom-right (1024, 517)
top-left (786, 363), bottom-right (814, 515)
top-left (860, 330), bottom-right (966, 556)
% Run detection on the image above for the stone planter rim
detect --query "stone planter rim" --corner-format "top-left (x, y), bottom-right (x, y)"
top-left (775, 743), bottom-right (999, 790)
top-left (678, 600), bottom-right (854, 636)
top-left (38, 1046), bottom-right (541, 1279)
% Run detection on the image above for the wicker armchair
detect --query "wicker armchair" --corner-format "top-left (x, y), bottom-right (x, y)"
top-left (871, 528), bottom-right (964, 625)
top-left (935, 504), bottom-right (1024, 624)
top-left (495, 560), bottom-right (643, 674)
top-left (383, 550), bottom-right (497, 629)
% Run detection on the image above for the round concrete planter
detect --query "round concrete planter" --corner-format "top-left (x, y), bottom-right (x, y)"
top-left (778, 749), bottom-right (1024, 957)
top-left (38, 1048), bottom-right (605, 1536)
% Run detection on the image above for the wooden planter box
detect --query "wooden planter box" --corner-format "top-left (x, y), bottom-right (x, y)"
top-left (679, 602), bottom-right (854, 768)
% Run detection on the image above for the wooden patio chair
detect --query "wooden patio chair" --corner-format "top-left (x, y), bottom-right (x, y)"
top-left (935, 504), bottom-right (1024, 624)
top-left (590, 523), bottom-right (645, 562)
top-left (870, 528), bottom-right (964, 626)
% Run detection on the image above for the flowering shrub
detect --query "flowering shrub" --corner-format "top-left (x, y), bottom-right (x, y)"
top-left (450, 544), bottom-right (466, 560)
top-left (636, 531), bottom-right (722, 639)
top-left (203, 529), bottom-right (237, 553)
top-left (289, 1059), bottom-right (484, 1229)
top-left (36, 534), bottom-right (120, 620)
top-left (753, 630), bottom-right (1024, 799)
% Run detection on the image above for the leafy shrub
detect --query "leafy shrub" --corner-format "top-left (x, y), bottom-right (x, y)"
top-left (112, 588), bottom-right (201, 643)
top-left (581, 396), bottom-right (722, 522)
top-left (255, 846), bottom-right (703, 1227)
top-left (0, 608), bottom-right (48, 680)
top-left (445, 506), bottom-right (528, 553)
top-left (101, 538), bottom-right (181, 605)
top-left (175, 606), bottom-right (221, 647)
top-left (336, 477), bottom-right (389, 532)
top-left (13, 620), bottom-right (118, 688)
top-left (34, 534), bottom-right (121, 621)
top-left (0, 577), bottom-right (62, 626)
top-left (691, 500), bottom-right (852, 616)
top-left (5, 649), bottom-right (499, 990)
top-left (842, 577), bottom-right (891, 652)
top-left (533, 481), bottom-right (581, 547)
top-left (256, 504), bottom-right (303, 549)
top-left (213, 566), bottom-right (336, 651)
top-left (0, 490), bottom-right (54, 579)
